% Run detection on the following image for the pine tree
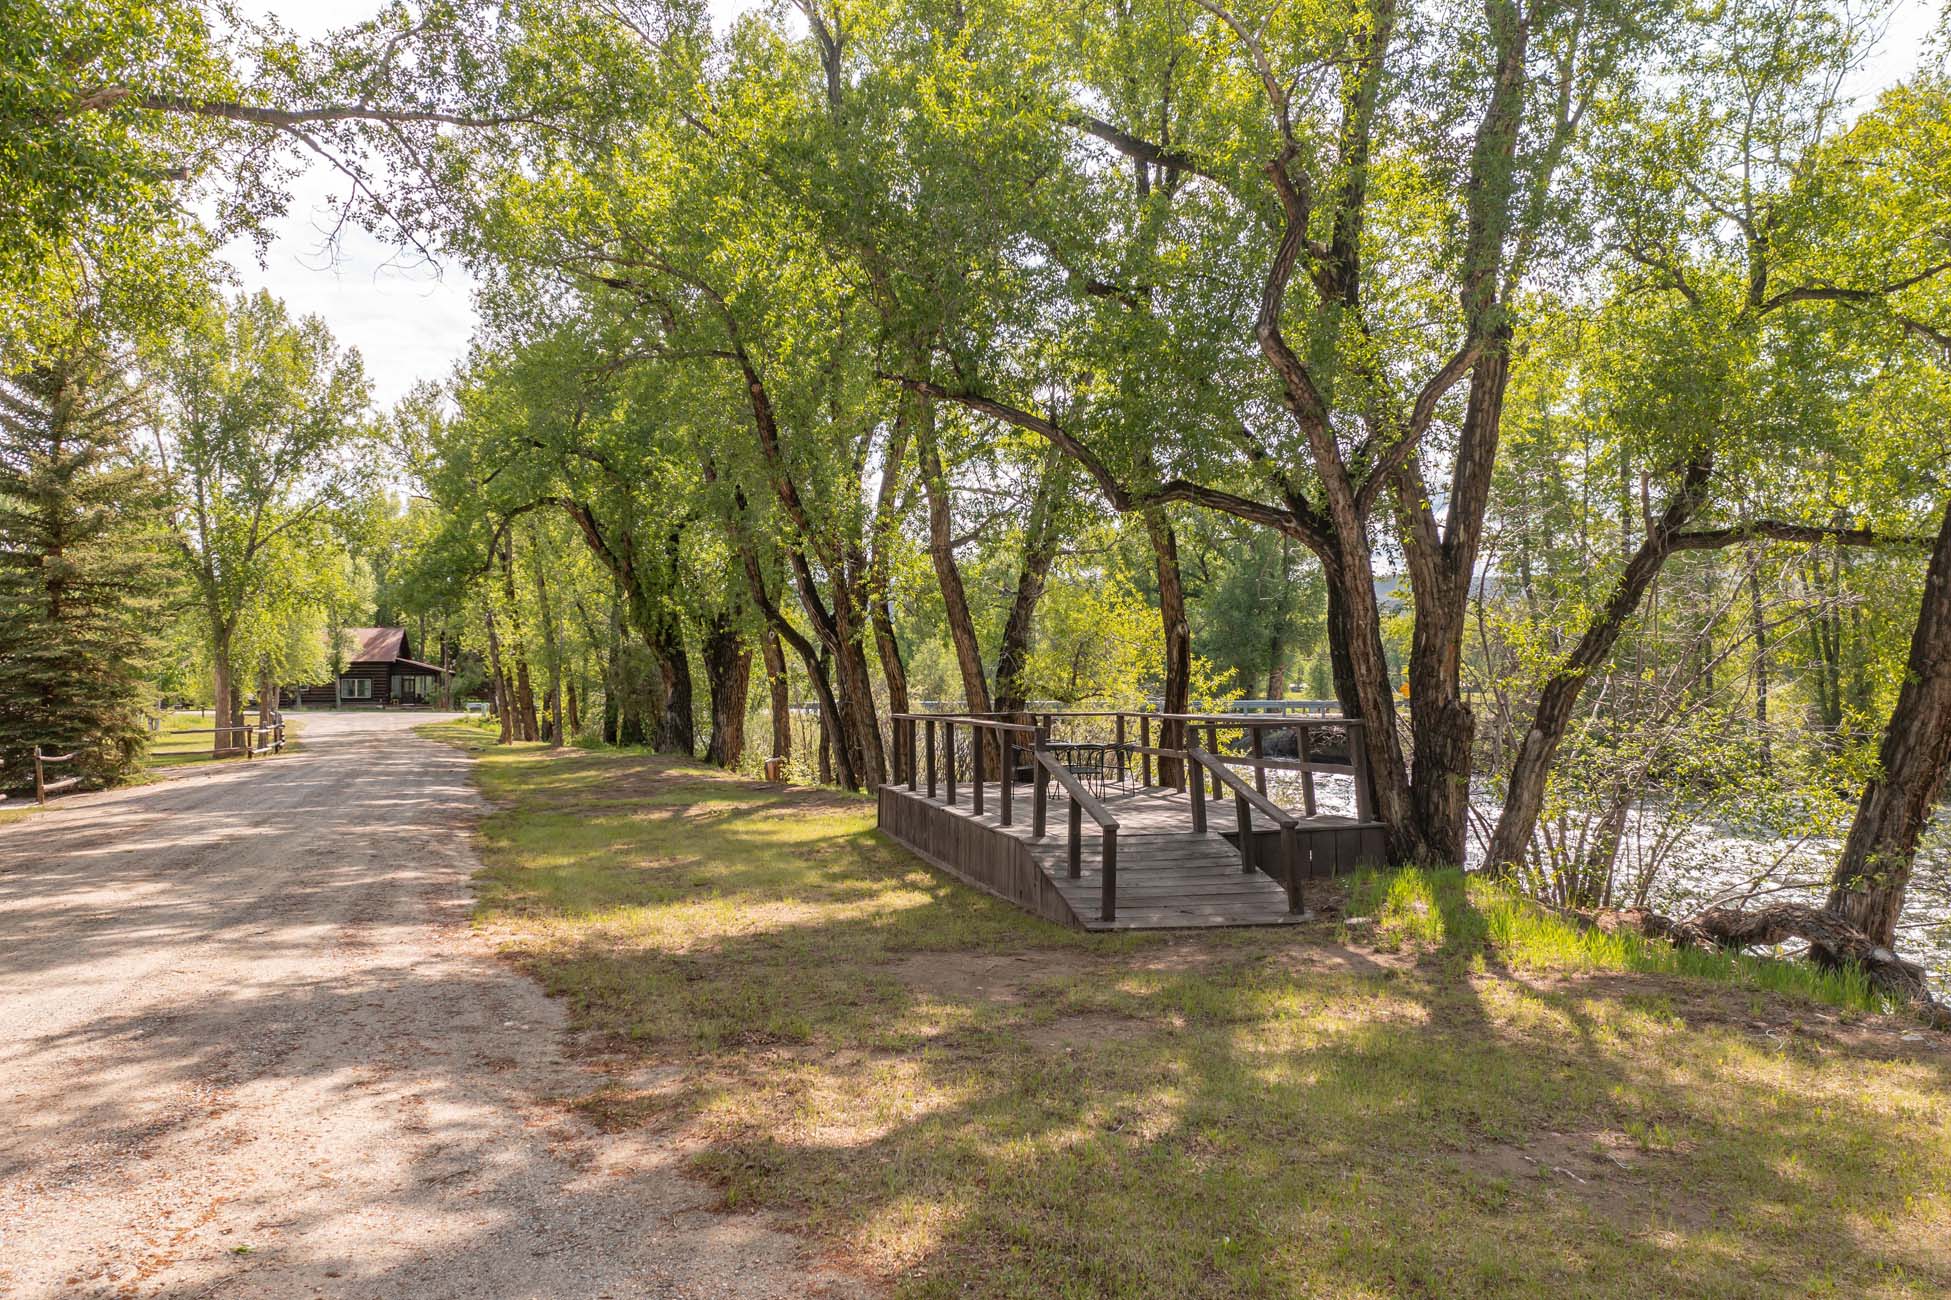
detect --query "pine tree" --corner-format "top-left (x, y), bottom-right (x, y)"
top-left (0, 335), bottom-right (167, 790)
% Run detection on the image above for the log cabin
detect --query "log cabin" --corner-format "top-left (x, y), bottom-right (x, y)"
top-left (288, 627), bottom-right (448, 709)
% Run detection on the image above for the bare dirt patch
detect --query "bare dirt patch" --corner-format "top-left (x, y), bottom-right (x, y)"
top-left (887, 947), bottom-right (1093, 1005)
top-left (1020, 1012), bottom-right (1150, 1052)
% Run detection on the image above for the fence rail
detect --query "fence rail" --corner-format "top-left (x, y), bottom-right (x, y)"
top-left (13, 712), bottom-right (290, 808)
top-left (34, 747), bottom-right (81, 805)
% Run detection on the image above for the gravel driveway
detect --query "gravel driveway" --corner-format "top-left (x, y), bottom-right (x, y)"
top-left (0, 713), bottom-right (862, 1299)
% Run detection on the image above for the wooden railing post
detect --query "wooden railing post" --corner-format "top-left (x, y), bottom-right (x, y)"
top-left (971, 723), bottom-right (985, 817)
top-left (945, 721), bottom-right (957, 806)
top-left (1100, 828), bottom-right (1117, 923)
top-left (1206, 721), bottom-right (1221, 798)
top-left (1068, 794), bottom-right (1082, 878)
top-left (999, 728), bottom-right (1014, 826)
top-left (1235, 792), bottom-right (1255, 873)
top-left (1298, 724), bottom-right (1318, 816)
top-left (33, 747), bottom-right (46, 806)
top-left (244, 723), bottom-right (254, 759)
top-left (1189, 751), bottom-right (1207, 833)
top-left (1032, 744), bottom-right (1048, 837)
top-left (907, 717), bottom-right (918, 790)
top-left (1250, 726), bottom-right (1267, 796)
top-left (926, 718), bottom-right (938, 799)
top-left (1140, 715), bottom-right (1152, 788)
top-left (1281, 824), bottom-right (1304, 914)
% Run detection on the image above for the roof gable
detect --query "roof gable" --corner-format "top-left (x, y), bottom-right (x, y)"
top-left (343, 627), bottom-right (407, 663)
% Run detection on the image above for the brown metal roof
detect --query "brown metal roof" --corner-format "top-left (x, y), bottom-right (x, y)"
top-left (345, 627), bottom-right (407, 663)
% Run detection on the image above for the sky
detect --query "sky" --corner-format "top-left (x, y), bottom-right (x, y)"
top-left (224, 0), bottom-right (1943, 410)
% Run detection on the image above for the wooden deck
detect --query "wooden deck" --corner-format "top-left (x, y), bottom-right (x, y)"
top-left (877, 779), bottom-right (1387, 931)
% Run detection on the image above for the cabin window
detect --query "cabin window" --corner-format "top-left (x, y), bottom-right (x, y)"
top-left (338, 677), bottom-right (372, 700)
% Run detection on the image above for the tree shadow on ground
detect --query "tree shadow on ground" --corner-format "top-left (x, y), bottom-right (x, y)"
top-left (453, 749), bottom-right (1951, 1299)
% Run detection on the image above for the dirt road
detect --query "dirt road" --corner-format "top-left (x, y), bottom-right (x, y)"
top-left (0, 713), bottom-right (860, 1299)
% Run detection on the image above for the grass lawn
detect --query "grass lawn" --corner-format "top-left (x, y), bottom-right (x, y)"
top-left (426, 719), bottom-right (1951, 1299)
top-left (142, 710), bottom-right (301, 772)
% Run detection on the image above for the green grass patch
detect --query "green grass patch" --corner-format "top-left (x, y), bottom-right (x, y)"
top-left (1345, 866), bottom-right (1893, 1014)
top-left (424, 720), bottom-right (1951, 1299)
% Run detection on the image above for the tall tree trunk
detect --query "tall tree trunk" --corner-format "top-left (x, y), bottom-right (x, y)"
top-left (1485, 460), bottom-right (1714, 874)
top-left (499, 534), bottom-right (540, 742)
top-left (1390, 343), bottom-right (1511, 866)
top-left (1145, 508), bottom-right (1192, 789)
top-left (761, 628), bottom-right (791, 762)
top-left (210, 620), bottom-right (237, 758)
top-left (515, 663), bottom-right (539, 741)
top-left (993, 446), bottom-right (1067, 719)
top-left (484, 609), bottom-right (512, 745)
top-left (1265, 633), bottom-right (1288, 702)
top-left (738, 543), bottom-right (855, 787)
top-left (867, 398), bottom-right (912, 774)
top-left (1825, 498), bottom-right (1951, 947)
top-left (703, 614), bottom-right (752, 768)
top-left (916, 403), bottom-right (991, 715)
top-left (1749, 554), bottom-right (1771, 773)
top-left (256, 655), bottom-right (274, 728)
top-left (533, 538), bottom-right (564, 749)
top-left (818, 646), bottom-right (836, 785)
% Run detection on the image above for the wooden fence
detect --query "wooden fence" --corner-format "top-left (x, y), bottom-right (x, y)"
top-left (8, 713), bottom-right (289, 807)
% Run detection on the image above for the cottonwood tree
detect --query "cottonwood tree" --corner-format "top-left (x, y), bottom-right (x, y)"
top-left (1481, 21), bottom-right (1951, 873)
top-left (155, 291), bottom-right (371, 753)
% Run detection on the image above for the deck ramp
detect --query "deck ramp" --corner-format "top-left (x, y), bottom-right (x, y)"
top-left (1036, 828), bottom-right (1304, 931)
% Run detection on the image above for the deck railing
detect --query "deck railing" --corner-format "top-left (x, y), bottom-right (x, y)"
top-left (893, 713), bottom-right (1038, 826)
top-left (913, 709), bottom-right (1373, 824)
top-left (1033, 747), bottom-right (1121, 922)
top-left (1187, 749), bottom-right (1303, 914)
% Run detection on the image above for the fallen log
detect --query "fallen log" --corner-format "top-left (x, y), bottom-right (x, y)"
top-left (1592, 902), bottom-right (1946, 1028)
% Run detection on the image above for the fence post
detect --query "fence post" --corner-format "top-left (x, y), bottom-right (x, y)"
top-left (1236, 792), bottom-right (1254, 872)
top-left (1189, 753), bottom-right (1207, 834)
top-left (907, 717), bottom-right (918, 791)
top-left (999, 729), bottom-right (1013, 827)
top-left (1032, 744), bottom-right (1047, 838)
top-left (1140, 715), bottom-right (1152, 788)
top-left (1281, 824), bottom-right (1304, 914)
top-left (1206, 721), bottom-right (1221, 798)
top-left (1100, 828), bottom-right (1117, 923)
top-left (33, 747), bottom-right (46, 806)
top-left (1115, 713), bottom-right (1127, 785)
top-left (1250, 726), bottom-right (1267, 796)
top-left (944, 721), bottom-right (957, 807)
top-left (1298, 724), bottom-right (1318, 816)
top-left (971, 724), bottom-right (985, 817)
top-left (926, 718), bottom-right (938, 799)
top-left (1068, 795), bottom-right (1082, 878)
top-left (244, 723), bottom-right (254, 759)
